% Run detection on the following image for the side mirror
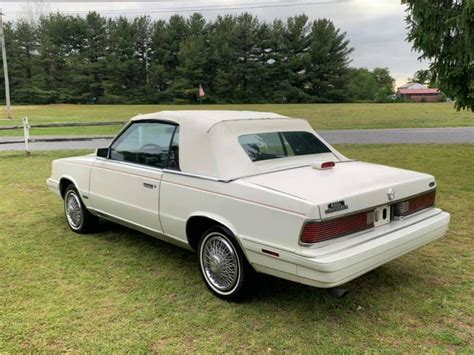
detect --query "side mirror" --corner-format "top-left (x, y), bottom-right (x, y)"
top-left (96, 147), bottom-right (109, 158)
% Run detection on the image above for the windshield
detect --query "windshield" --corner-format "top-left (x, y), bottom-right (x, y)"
top-left (239, 131), bottom-right (331, 162)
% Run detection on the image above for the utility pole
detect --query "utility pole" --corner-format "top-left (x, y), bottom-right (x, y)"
top-left (0, 9), bottom-right (12, 119)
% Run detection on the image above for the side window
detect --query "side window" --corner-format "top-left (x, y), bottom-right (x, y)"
top-left (110, 122), bottom-right (179, 169)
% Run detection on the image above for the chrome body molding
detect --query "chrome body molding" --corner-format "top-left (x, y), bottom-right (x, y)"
top-left (163, 168), bottom-right (230, 182)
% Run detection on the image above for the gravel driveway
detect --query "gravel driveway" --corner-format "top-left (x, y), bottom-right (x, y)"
top-left (0, 127), bottom-right (473, 151)
top-left (320, 127), bottom-right (474, 144)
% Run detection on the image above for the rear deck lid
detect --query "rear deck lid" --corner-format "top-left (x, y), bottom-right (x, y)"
top-left (243, 161), bottom-right (435, 219)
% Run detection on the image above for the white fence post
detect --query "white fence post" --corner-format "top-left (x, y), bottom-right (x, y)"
top-left (22, 116), bottom-right (30, 155)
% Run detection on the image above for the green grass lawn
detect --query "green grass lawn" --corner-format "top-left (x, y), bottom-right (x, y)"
top-left (0, 103), bottom-right (472, 137)
top-left (0, 145), bottom-right (472, 352)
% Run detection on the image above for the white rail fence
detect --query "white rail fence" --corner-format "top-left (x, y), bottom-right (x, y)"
top-left (0, 118), bottom-right (125, 154)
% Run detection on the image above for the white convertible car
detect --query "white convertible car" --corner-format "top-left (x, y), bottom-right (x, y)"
top-left (47, 111), bottom-right (450, 300)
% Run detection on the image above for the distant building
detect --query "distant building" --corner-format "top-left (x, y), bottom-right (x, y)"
top-left (398, 82), bottom-right (426, 90)
top-left (397, 83), bottom-right (441, 102)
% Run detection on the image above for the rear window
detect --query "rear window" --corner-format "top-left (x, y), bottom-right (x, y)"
top-left (239, 131), bottom-right (331, 162)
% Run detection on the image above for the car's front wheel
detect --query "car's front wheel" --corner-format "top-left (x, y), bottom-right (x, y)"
top-left (198, 226), bottom-right (254, 301)
top-left (64, 185), bottom-right (97, 233)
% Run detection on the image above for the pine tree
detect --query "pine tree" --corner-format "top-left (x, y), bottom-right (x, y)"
top-left (307, 19), bottom-right (353, 102)
top-left (0, 12), bottom-right (376, 105)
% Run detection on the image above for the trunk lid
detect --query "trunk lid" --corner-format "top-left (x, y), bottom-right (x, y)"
top-left (243, 161), bottom-right (435, 219)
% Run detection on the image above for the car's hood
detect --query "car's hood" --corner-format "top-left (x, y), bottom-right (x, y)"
top-left (242, 161), bottom-right (435, 219)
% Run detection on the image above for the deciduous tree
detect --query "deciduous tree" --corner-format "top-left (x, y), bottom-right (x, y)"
top-left (403, 0), bottom-right (473, 110)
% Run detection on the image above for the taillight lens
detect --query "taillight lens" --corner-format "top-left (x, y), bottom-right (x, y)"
top-left (300, 211), bottom-right (374, 244)
top-left (394, 190), bottom-right (436, 217)
top-left (321, 161), bottom-right (335, 169)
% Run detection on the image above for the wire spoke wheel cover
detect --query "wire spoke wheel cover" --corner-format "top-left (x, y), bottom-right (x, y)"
top-left (200, 233), bottom-right (240, 294)
top-left (65, 190), bottom-right (83, 230)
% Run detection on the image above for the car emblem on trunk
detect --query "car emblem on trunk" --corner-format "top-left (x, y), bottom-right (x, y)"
top-left (325, 200), bottom-right (348, 214)
top-left (387, 188), bottom-right (395, 201)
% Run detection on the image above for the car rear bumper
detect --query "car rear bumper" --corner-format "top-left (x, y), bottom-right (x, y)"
top-left (242, 208), bottom-right (450, 288)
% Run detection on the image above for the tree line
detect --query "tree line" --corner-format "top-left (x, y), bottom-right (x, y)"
top-left (1, 12), bottom-right (396, 104)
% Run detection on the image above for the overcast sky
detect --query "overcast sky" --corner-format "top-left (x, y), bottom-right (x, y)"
top-left (3, 0), bottom-right (428, 87)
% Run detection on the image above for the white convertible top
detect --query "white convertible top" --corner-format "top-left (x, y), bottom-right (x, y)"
top-left (130, 110), bottom-right (342, 179)
top-left (131, 110), bottom-right (289, 131)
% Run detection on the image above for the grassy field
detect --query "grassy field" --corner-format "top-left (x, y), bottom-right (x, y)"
top-left (0, 145), bottom-right (472, 352)
top-left (0, 103), bottom-right (472, 137)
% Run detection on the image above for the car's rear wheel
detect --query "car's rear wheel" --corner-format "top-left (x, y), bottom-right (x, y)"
top-left (64, 185), bottom-right (97, 233)
top-left (198, 226), bottom-right (254, 301)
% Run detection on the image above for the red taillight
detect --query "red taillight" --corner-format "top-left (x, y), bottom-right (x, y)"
top-left (300, 211), bottom-right (374, 244)
top-left (394, 190), bottom-right (436, 217)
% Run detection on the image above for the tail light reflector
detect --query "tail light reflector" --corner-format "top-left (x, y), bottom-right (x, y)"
top-left (300, 211), bottom-right (374, 244)
top-left (394, 190), bottom-right (436, 217)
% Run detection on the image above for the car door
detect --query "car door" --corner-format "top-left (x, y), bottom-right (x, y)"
top-left (89, 120), bottom-right (179, 233)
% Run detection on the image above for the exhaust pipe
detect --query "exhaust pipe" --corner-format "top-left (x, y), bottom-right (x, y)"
top-left (328, 287), bottom-right (349, 298)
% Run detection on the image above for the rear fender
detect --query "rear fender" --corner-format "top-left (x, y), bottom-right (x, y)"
top-left (187, 211), bottom-right (249, 257)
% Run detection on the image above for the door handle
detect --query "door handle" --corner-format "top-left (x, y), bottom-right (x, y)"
top-left (143, 182), bottom-right (155, 189)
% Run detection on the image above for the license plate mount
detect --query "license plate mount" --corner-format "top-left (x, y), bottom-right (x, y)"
top-left (374, 205), bottom-right (391, 227)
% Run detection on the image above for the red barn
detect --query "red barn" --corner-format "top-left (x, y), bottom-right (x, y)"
top-left (397, 85), bottom-right (440, 102)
